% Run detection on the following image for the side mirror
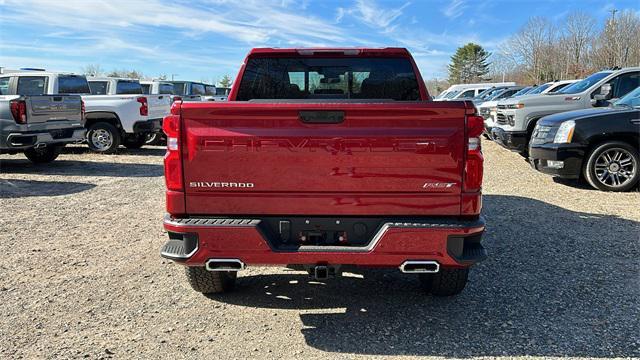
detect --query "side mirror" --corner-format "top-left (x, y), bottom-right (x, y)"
top-left (594, 83), bottom-right (613, 101)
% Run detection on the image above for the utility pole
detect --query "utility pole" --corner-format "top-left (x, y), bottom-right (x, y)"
top-left (608, 8), bottom-right (618, 67)
top-left (171, 73), bottom-right (179, 81)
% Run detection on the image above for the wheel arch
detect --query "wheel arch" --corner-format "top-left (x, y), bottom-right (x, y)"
top-left (85, 112), bottom-right (123, 130)
top-left (584, 134), bottom-right (640, 156)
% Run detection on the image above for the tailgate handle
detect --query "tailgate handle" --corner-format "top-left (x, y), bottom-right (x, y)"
top-left (299, 111), bottom-right (344, 124)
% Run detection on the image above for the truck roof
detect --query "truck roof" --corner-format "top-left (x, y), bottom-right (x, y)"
top-left (0, 71), bottom-right (80, 77)
top-left (87, 77), bottom-right (140, 82)
top-left (247, 47), bottom-right (412, 57)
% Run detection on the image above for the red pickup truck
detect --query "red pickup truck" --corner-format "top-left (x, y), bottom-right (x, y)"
top-left (161, 48), bottom-right (486, 296)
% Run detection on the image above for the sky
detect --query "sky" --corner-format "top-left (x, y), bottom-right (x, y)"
top-left (0, 0), bottom-right (637, 85)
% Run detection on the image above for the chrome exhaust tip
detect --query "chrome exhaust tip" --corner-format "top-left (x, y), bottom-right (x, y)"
top-left (205, 259), bottom-right (246, 272)
top-left (399, 260), bottom-right (440, 274)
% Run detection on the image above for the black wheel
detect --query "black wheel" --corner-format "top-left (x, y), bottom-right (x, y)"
top-left (24, 145), bottom-right (61, 163)
top-left (123, 134), bottom-right (146, 149)
top-left (584, 141), bottom-right (639, 192)
top-left (86, 122), bottom-right (121, 153)
top-left (419, 267), bottom-right (469, 296)
top-left (185, 267), bottom-right (237, 294)
top-left (144, 132), bottom-right (165, 146)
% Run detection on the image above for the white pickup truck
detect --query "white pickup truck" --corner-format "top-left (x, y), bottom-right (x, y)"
top-left (140, 80), bottom-right (176, 96)
top-left (86, 77), bottom-right (171, 152)
top-left (166, 81), bottom-right (205, 101)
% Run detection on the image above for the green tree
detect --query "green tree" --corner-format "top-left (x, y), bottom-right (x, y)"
top-left (218, 75), bottom-right (233, 88)
top-left (447, 43), bottom-right (491, 83)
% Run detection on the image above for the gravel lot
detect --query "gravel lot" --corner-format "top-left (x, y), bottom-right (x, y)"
top-left (1, 141), bottom-right (638, 359)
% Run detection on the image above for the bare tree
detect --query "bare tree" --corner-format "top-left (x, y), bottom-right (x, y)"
top-left (503, 17), bottom-right (557, 83)
top-left (107, 69), bottom-right (144, 79)
top-left (82, 64), bottom-right (104, 77)
top-left (563, 12), bottom-right (596, 77)
top-left (592, 9), bottom-right (640, 68)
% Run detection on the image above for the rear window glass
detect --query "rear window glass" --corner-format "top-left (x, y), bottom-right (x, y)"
top-left (0, 77), bottom-right (9, 95)
top-left (141, 84), bottom-right (151, 94)
top-left (116, 80), bottom-right (142, 94)
top-left (171, 83), bottom-right (185, 95)
top-left (17, 76), bottom-right (47, 95)
top-left (236, 57), bottom-right (420, 101)
top-left (191, 83), bottom-right (205, 95)
top-left (159, 83), bottom-right (174, 94)
top-left (216, 87), bottom-right (230, 95)
top-left (458, 89), bottom-right (475, 98)
top-left (205, 85), bottom-right (216, 96)
top-left (547, 82), bottom-right (570, 93)
top-left (58, 75), bottom-right (90, 94)
top-left (88, 81), bottom-right (108, 95)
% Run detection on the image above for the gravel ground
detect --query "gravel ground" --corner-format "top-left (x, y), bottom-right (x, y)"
top-left (1, 141), bottom-right (638, 359)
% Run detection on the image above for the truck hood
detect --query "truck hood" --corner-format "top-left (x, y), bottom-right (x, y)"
top-left (478, 100), bottom-right (499, 109)
top-left (500, 93), bottom-right (568, 106)
top-left (538, 107), bottom-right (633, 126)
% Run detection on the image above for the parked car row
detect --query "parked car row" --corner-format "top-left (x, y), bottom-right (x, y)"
top-left (482, 67), bottom-right (639, 192)
top-left (0, 69), bottom-right (230, 162)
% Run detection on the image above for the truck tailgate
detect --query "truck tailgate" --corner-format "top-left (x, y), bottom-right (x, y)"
top-left (26, 95), bottom-right (83, 124)
top-left (181, 102), bottom-right (467, 216)
top-left (147, 95), bottom-right (171, 119)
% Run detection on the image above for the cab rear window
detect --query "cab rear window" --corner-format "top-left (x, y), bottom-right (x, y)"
top-left (58, 75), bottom-right (90, 94)
top-left (88, 81), bottom-right (108, 95)
top-left (116, 81), bottom-right (143, 94)
top-left (236, 57), bottom-right (420, 101)
top-left (17, 76), bottom-right (47, 95)
top-left (159, 83), bottom-right (175, 94)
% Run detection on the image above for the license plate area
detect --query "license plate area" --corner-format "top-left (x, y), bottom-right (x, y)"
top-left (260, 217), bottom-right (383, 250)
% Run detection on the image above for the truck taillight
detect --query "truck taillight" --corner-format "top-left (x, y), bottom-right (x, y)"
top-left (463, 115), bottom-right (484, 192)
top-left (81, 99), bottom-right (86, 120)
top-left (137, 96), bottom-right (148, 116)
top-left (173, 96), bottom-right (182, 103)
top-left (10, 100), bottom-right (27, 124)
top-left (163, 103), bottom-right (183, 191)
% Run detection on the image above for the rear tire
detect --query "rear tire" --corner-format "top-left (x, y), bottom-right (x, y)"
top-left (123, 134), bottom-right (146, 149)
top-left (419, 267), bottom-right (469, 296)
top-left (144, 132), bottom-right (165, 146)
top-left (583, 141), bottom-right (639, 192)
top-left (24, 145), bottom-right (61, 163)
top-left (87, 122), bottom-right (121, 153)
top-left (185, 267), bottom-right (237, 294)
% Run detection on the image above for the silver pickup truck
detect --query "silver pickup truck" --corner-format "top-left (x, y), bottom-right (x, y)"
top-left (0, 92), bottom-right (85, 163)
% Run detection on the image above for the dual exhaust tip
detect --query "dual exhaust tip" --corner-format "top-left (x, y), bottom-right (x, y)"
top-left (204, 259), bottom-right (440, 274)
top-left (205, 259), bottom-right (246, 272)
top-left (398, 260), bottom-right (440, 274)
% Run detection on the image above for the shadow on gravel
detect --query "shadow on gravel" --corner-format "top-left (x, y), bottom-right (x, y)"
top-left (0, 159), bottom-right (163, 177)
top-left (61, 145), bottom-right (166, 157)
top-left (207, 195), bottom-right (640, 358)
top-left (0, 178), bottom-right (96, 198)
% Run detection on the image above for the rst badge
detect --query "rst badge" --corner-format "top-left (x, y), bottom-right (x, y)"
top-left (189, 181), bottom-right (255, 189)
top-left (422, 182), bottom-right (456, 189)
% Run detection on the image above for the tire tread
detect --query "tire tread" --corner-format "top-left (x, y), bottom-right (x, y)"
top-left (185, 267), bottom-right (236, 294)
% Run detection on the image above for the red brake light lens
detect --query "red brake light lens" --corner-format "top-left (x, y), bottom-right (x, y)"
top-left (163, 105), bottom-right (182, 191)
top-left (464, 115), bottom-right (484, 193)
top-left (467, 115), bottom-right (484, 139)
top-left (9, 100), bottom-right (27, 124)
top-left (80, 99), bottom-right (86, 120)
top-left (137, 96), bottom-right (148, 116)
